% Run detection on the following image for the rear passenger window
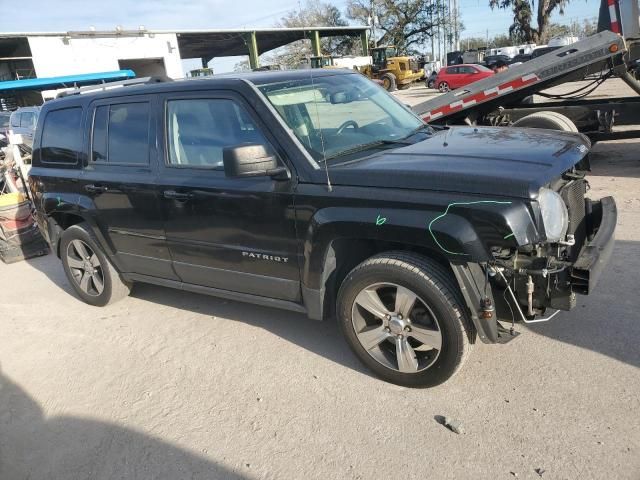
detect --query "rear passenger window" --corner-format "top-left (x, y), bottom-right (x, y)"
top-left (91, 102), bottom-right (150, 164)
top-left (166, 98), bottom-right (270, 169)
top-left (40, 107), bottom-right (83, 164)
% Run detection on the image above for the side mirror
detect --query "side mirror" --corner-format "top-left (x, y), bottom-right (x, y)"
top-left (223, 143), bottom-right (288, 180)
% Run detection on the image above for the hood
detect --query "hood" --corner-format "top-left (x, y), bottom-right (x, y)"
top-left (328, 126), bottom-right (590, 199)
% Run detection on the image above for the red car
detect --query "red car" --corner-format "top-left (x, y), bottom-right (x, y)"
top-left (435, 64), bottom-right (495, 92)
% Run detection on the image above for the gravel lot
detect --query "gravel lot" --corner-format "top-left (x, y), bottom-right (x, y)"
top-left (1, 80), bottom-right (639, 480)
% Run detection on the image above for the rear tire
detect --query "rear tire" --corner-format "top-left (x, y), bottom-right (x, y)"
top-left (381, 73), bottom-right (397, 92)
top-left (60, 223), bottom-right (131, 306)
top-left (337, 252), bottom-right (475, 388)
top-left (512, 111), bottom-right (578, 132)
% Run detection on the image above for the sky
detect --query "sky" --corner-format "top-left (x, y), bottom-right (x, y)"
top-left (3, 0), bottom-right (600, 73)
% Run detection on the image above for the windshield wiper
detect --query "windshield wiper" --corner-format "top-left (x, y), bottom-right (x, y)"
top-left (324, 139), bottom-right (412, 161)
top-left (407, 123), bottom-right (434, 137)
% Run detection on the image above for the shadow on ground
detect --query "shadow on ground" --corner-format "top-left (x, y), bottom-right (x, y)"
top-left (24, 238), bottom-right (638, 379)
top-left (589, 139), bottom-right (640, 178)
top-left (0, 366), bottom-right (247, 480)
top-left (23, 252), bottom-right (373, 379)
top-left (130, 281), bottom-right (370, 377)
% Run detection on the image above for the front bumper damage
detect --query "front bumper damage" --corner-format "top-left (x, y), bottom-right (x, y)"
top-left (451, 196), bottom-right (617, 344)
top-left (570, 196), bottom-right (617, 295)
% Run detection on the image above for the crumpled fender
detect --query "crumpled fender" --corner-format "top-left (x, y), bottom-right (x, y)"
top-left (301, 202), bottom-right (537, 290)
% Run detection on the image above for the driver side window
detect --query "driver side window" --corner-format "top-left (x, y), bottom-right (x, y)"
top-left (166, 98), bottom-right (270, 169)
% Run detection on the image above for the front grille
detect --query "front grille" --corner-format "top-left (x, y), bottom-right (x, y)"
top-left (560, 179), bottom-right (587, 259)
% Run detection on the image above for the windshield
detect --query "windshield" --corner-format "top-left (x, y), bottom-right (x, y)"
top-left (257, 73), bottom-right (425, 163)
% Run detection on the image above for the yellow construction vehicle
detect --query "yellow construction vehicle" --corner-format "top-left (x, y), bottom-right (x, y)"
top-left (358, 46), bottom-right (424, 91)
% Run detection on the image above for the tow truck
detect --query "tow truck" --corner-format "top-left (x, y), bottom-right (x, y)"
top-left (413, 0), bottom-right (640, 140)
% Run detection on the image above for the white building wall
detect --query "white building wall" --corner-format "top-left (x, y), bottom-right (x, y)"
top-left (27, 33), bottom-right (183, 79)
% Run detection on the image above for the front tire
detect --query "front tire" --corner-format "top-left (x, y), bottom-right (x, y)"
top-left (60, 223), bottom-right (131, 306)
top-left (337, 252), bottom-right (475, 388)
top-left (381, 73), bottom-right (397, 92)
top-left (438, 81), bottom-right (450, 93)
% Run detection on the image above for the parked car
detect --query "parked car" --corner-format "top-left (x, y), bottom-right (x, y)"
top-left (425, 70), bottom-right (438, 89)
top-left (483, 54), bottom-right (512, 70)
top-left (531, 46), bottom-right (561, 59)
top-left (9, 106), bottom-right (41, 147)
top-left (510, 53), bottom-right (532, 64)
top-left (435, 64), bottom-right (494, 92)
top-left (29, 69), bottom-right (616, 387)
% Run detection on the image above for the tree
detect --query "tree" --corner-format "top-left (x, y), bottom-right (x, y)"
top-left (267, 1), bottom-right (358, 69)
top-left (459, 33), bottom-right (519, 50)
top-left (542, 18), bottom-right (597, 41)
top-left (346, 0), bottom-right (451, 54)
top-left (233, 59), bottom-right (251, 72)
top-left (489, 0), bottom-right (570, 44)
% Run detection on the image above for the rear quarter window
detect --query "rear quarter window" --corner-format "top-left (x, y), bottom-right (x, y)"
top-left (40, 107), bottom-right (83, 165)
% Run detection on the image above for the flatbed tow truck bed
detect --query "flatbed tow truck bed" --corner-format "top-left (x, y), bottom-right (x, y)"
top-left (412, 3), bottom-right (640, 142)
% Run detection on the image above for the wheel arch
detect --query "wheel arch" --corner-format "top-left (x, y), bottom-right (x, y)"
top-left (307, 237), bottom-right (455, 322)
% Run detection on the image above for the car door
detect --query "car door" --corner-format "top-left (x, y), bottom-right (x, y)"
top-left (458, 66), bottom-right (477, 87)
top-left (156, 91), bottom-right (300, 302)
top-left (78, 95), bottom-right (178, 280)
top-left (446, 67), bottom-right (461, 88)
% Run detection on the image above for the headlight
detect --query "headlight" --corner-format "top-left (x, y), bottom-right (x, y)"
top-left (537, 188), bottom-right (569, 242)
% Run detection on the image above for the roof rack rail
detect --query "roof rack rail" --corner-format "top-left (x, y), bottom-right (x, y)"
top-left (56, 76), bottom-right (172, 98)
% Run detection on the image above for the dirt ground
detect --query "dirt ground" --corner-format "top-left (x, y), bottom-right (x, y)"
top-left (1, 81), bottom-right (639, 479)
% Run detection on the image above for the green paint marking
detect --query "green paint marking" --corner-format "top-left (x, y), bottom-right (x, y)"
top-left (428, 200), bottom-right (512, 256)
top-left (376, 214), bottom-right (387, 226)
top-left (503, 232), bottom-right (515, 240)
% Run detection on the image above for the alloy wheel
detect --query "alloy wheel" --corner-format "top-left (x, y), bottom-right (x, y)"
top-left (438, 82), bottom-right (449, 93)
top-left (351, 282), bottom-right (442, 373)
top-left (66, 239), bottom-right (105, 297)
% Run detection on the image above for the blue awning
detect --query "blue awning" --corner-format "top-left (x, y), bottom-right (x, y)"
top-left (0, 70), bottom-right (136, 92)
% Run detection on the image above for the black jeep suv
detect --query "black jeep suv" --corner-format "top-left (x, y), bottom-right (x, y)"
top-left (29, 70), bottom-right (616, 387)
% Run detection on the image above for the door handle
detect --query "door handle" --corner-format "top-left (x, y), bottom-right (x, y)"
top-left (163, 190), bottom-right (194, 201)
top-left (85, 184), bottom-right (108, 194)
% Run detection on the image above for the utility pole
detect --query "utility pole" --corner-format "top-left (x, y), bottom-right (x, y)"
top-left (437, 0), bottom-right (442, 64)
top-left (453, 0), bottom-right (460, 51)
top-left (443, 0), bottom-right (449, 63)
top-left (430, 0), bottom-right (435, 63)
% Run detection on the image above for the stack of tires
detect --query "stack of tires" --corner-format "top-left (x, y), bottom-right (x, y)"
top-left (0, 192), bottom-right (48, 264)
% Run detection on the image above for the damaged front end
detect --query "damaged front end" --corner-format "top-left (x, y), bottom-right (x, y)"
top-left (453, 163), bottom-right (617, 344)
